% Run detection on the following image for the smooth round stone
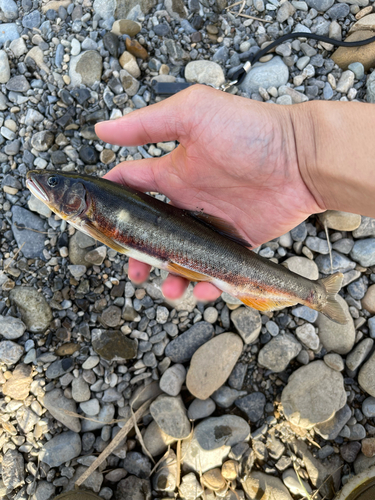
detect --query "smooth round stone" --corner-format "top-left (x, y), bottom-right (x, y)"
top-left (69, 50), bottom-right (103, 87)
top-left (0, 315), bottom-right (26, 339)
top-left (164, 322), bottom-right (214, 363)
top-left (82, 355), bottom-right (100, 370)
top-left (203, 306), bottom-right (218, 324)
top-left (40, 388), bottom-right (81, 433)
top-left (123, 452), bottom-right (151, 479)
top-left (231, 307), bottom-right (261, 344)
top-left (72, 376), bottom-right (91, 402)
top-left (319, 211), bottom-right (361, 231)
top-left (119, 51), bottom-right (141, 78)
top-left (316, 295), bottom-right (355, 355)
top-left (258, 333), bottom-right (302, 372)
top-left (281, 360), bottom-right (346, 429)
top-left (362, 397), bottom-right (375, 418)
top-left (112, 19), bottom-right (141, 36)
top-left (351, 238), bottom-right (375, 267)
top-left (282, 469), bottom-right (312, 497)
top-left (361, 284), bottom-right (375, 313)
top-left (283, 256), bottom-right (319, 280)
top-left (346, 338), bottom-right (374, 371)
top-left (240, 57), bottom-right (289, 95)
top-left (39, 431), bottom-right (81, 467)
top-left (185, 60), bottom-right (225, 88)
top-left (324, 353), bottom-right (344, 371)
top-left (358, 351), bottom-right (375, 396)
top-left (361, 437), bottom-right (375, 458)
top-left (211, 386), bottom-right (247, 408)
top-left (10, 287), bottom-right (52, 333)
top-left (143, 420), bottom-right (177, 457)
top-left (194, 415), bottom-right (250, 450)
top-left (154, 23), bottom-right (170, 36)
top-left (295, 323), bottom-right (319, 350)
top-left (348, 62), bottom-right (365, 80)
top-left (0, 50), bottom-right (10, 84)
top-left (81, 404), bottom-right (115, 432)
top-left (340, 441), bottom-right (361, 463)
top-left (159, 364), bottom-right (186, 396)
top-left (80, 399), bottom-right (100, 416)
top-left (186, 332), bottom-right (243, 400)
top-left (243, 472), bottom-right (292, 500)
top-left (188, 398), bottom-right (216, 420)
top-left (150, 395), bottom-right (190, 439)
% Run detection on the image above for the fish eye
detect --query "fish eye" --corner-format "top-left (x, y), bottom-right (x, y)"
top-left (47, 176), bottom-right (59, 188)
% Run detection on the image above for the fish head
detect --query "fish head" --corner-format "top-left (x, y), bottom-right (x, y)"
top-left (26, 170), bottom-right (89, 222)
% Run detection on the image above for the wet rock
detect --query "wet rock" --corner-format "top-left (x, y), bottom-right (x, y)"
top-left (258, 333), bottom-right (302, 372)
top-left (11, 206), bottom-right (46, 259)
top-left (39, 388), bottom-right (81, 432)
top-left (40, 431), bottom-right (81, 467)
top-left (3, 364), bottom-right (32, 400)
top-left (316, 295), bottom-right (355, 354)
top-left (186, 332), bottom-right (243, 399)
top-left (281, 361), bottom-right (346, 428)
top-left (185, 60), bottom-right (225, 87)
top-left (164, 321), bottom-right (214, 362)
top-left (92, 330), bottom-right (138, 361)
top-left (231, 307), bottom-right (262, 344)
top-left (150, 395), bottom-right (190, 439)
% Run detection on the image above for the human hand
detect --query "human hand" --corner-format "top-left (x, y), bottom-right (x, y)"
top-left (95, 85), bottom-right (323, 301)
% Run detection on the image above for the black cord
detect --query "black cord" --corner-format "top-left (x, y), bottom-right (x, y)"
top-left (233, 32), bottom-right (375, 84)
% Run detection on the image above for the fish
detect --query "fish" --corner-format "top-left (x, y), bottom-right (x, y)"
top-left (26, 170), bottom-right (347, 324)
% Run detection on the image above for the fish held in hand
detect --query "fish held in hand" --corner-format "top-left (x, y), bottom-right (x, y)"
top-left (26, 170), bottom-right (347, 324)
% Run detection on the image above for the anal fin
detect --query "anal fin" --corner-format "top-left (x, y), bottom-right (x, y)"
top-left (167, 262), bottom-right (211, 282)
top-left (81, 221), bottom-right (128, 254)
top-left (237, 293), bottom-right (298, 312)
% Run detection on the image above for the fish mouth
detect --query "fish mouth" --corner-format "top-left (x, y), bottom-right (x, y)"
top-left (26, 176), bottom-right (49, 202)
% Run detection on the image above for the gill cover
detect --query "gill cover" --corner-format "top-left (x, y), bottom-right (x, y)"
top-left (61, 182), bottom-right (87, 216)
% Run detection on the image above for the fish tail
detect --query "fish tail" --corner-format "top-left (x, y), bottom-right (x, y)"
top-left (318, 273), bottom-right (347, 324)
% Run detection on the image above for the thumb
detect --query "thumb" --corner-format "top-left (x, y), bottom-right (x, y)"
top-left (95, 88), bottom-right (192, 147)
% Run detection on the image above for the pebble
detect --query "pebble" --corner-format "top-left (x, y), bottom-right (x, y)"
top-left (282, 360), bottom-right (346, 428)
top-left (112, 19), bottom-right (141, 36)
top-left (143, 420), bottom-right (177, 456)
top-left (40, 388), bottom-right (81, 432)
top-left (0, 23), bottom-right (19, 44)
top-left (80, 399), bottom-right (100, 416)
top-left (358, 351), bottom-right (375, 396)
top-left (81, 404), bottom-right (115, 432)
top-left (186, 332), bottom-right (243, 399)
top-left (3, 364), bottom-right (32, 400)
top-left (235, 392), bottom-right (266, 422)
top-left (283, 256), bottom-right (319, 280)
top-left (315, 404), bottom-right (351, 440)
top-left (150, 395), bottom-right (191, 439)
top-left (153, 449), bottom-right (177, 492)
top-left (316, 295), bottom-right (355, 354)
top-left (361, 437), bottom-right (375, 457)
top-left (39, 431), bottom-right (81, 467)
top-left (185, 60), bottom-right (225, 88)
top-left (123, 452), bottom-right (152, 479)
top-left (119, 51), bottom-right (141, 78)
top-left (114, 476), bottom-right (151, 500)
top-left (315, 251), bottom-right (356, 274)
top-left (324, 353), bottom-right (344, 371)
top-left (362, 284), bottom-right (375, 313)
top-left (92, 330), bottom-right (138, 360)
top-left (258, 333), bottom-right (302, 372)
top-left (2, 450), bottom-right (24, 491)
top-left (0, 340), bottom-right (24, 365)
top-left (0, 50), bottom-right (10, 84)
top-left (351, 238), bottom-right (375, 267)
top-left (295, 323), bottom-right (319, 350)
top-left (362, 397), bottom-right (375, 418)
top-left (231, 307), bottom-right (262, 344)
top-left (241, 57), bottom-right (289, 95)
top-left (211, 386), bottom-right (247, 408)
top-left (164, 321), bottom-right (214, 363)
top-left (16, 406), bottom-right (39, 433)
top-left (178, 473), bottom-right (204, 500)
top-left (125, 38), bottom-right (149, 60)
top-left (72, 376), bottom-right (91, 402)
top-left (159, 363), bottom-right (186, 396)
top-left (69, 50), bottom-right (103, 87)
top-left (283, 469), bottom-right (312, 497)
top-left (203, 306), bottom-right (218, 323)
top-left (346, 338), bottom-right (374, 371)
top-left (353, 216), bottom-right (375, 238)
top-left (340, 441), bottom-right (361, 463)
top-left (243, 472), bottom-right (292, 500)
top-left (188, 398), bottom-right (216, 420)
top-left (320, 210), bottom-right (361, 231)
top-left (0, 315), bottom-right (26, 339)
top-left (11, 206), bottom-right (46, 259)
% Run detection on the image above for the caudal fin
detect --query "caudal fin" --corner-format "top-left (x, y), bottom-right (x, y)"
top-left (318, 273), bottom-right (348, 325)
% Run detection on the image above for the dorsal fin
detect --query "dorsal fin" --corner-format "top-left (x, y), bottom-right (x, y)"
top-left (188, 211), bottom-right (250, 247)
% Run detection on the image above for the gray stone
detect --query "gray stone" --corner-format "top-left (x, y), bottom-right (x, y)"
top-left (231, 307), bottom-right (262, 344)
top-left (10, 287), bottom-right (52, 333)
top-left (367, 70), bottom-right (375, 103)
top-left (69, 465), bottom-right (103, 493)
top-left (0, 23), bottom-right (19, 44)
top-left (46, 358), bottom-right (73, 379)
top-left (306, 236), bottom-right (329, 254)
top-left (39, 431), bottom-right (81, 467)
top-left (22, 10), bottom-right (40, 28)
top-left (31, 481), bottom-right (55, 500)
top-left (353, 216), bottom-right (375, 238)
top-left (240, 57), bottom-right (289, 94)
top-left (6, 74), bottom-right (30, 92)
top-left (340, 441), bottom-right (361, 463)
top-left (292, 305), bottom-right (318, 323)
top-left (211, 386), bottom-right (247, 408)
top-left (143, 420), bottom-right (177, 457)
top-left (194, 415), bottom-right (250, 450)
top-left (346, 338), bottom-right (373, 371)
top-left (0, 0), bottom-right (18, 20)
top-left (178, 473), bottom-right (204, 500)
top-left (72, 376), bottom-right (91, 402)
top-left (358, 351), bottom-right (375, 396)
top-left (69, 50), bottom-right (103, 87)
top-left (114, 476), bottom-right (151, 500)
top-left (0, 50), bottom-right (10, 83)
top-left (2, 450), bottom-right (24, 491)
top-left (363, 397), bottom-right (375, 418)
top-left (324, 353), bottom-right (344, 371)
top-left (81, 404), bottom-right (115, 431)
top-left (354, 453), bottom-right (375, 475)
top-left (80, 399), bottom-right (100, 416)
top-left (188, 398), bottom-right (216, 420)
top-left (11, 206), bottom-right (46, 259)
top-left (281, 360), bottom-right (346, 428)
top-left (123, 452), bottom-right (152, 479)
top-left (258, 333), bottom-right (302, 372)
top-left (153, 449), bottom-right (177, 492)
top-left (40, 388), bottom-right (81, 432)
top-left (327, 2), bottom-right (350, 18)
top-left (315, 251), bottom-right (356, 274)
top-left (16, 406), bottom-right (39, 433)
top-left (0, 315), bottom-right (26, 339)
top-left (315, 404), bottom-right (351, 439)
top-left (164, 321), bottom-right (214, 363)
top-left (186, 332), bottom-right (243, 399)
top-left (320, 210), bottom-right (361, 231)
top-left (235, 392), bottom-right (266, 422)
top-left (316, 295), bottom-right (355, 354)
top-left (159, 364), bottom-right (186, 396)
top-left (295, 323), bottom-right (319, 349)
top-left (28, 193), bottom-right (52, 218)
top-left (283, 469), bottom-right (312, 497)
top-left (349, 62), bottom-right (365, 80)
top-left (30, 130), bottom-right (54, 151)
top-left (185, 61), bottom-right (225, 88)
top-left (283, 256), bottom-right (319, 280)
top-left (276, 1), bottom-right (296, 22)
top-left (306, 0), bottom-right (334, 12)
top-left (243, 472), bottom-right (292, 500)
top-left (229, 362), bottom-right (247, 390)
top-left (150, 395), bottom-right (190, 439)
top-left (348, 423), bottom-right (366, 440)
top-left (0, 340), bottom-right (23, 364)
top-left (351, 239), bottom-right (375, 267)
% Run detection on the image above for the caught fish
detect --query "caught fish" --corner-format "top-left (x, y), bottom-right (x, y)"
top-left (26, 170), bottom-right (347, 324)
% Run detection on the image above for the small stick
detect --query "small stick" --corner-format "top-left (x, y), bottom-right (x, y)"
top-left (75, 400), bottom-right (151, 488)
top-left (229, 11), bottom-right (268, 21)
top-left (2, 242), bottom-right (25, 272)
top-left (225, 1), bottom-right (244, 9)
top-left (238, 0), bottom-right (246, 16)
top-left (176, 439), bottom-right (181, 488)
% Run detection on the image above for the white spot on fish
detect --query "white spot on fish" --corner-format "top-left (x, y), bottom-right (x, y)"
top-left (118, 209), bottom-right (131, 223)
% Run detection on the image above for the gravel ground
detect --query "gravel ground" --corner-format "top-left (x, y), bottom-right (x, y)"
top-left (1, 0), bottom-right (375, 499)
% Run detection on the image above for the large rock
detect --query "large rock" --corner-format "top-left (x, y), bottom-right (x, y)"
top-left (186, 332), bottom-right (243, 399)
top-left (281, 360), bottom-right (346, 428)
top-left (185, 61), bottom-right (225, 88)
top-left (39, 431), bottom-right (81, 467)
top-left (316, 294), bottom-right (355, 354)
top-left (258, 333), bottom-right (302, 372)
top-left (240, 57), bottom-right (289, 95)
top-left (69, 51), bottom-right (103, 87)
top-left (10, 287), bottom-right (52, 333)
top-left (243, 471), bottom-right (292, 500)
top-left (353, 216), bottom-right (375, 238)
